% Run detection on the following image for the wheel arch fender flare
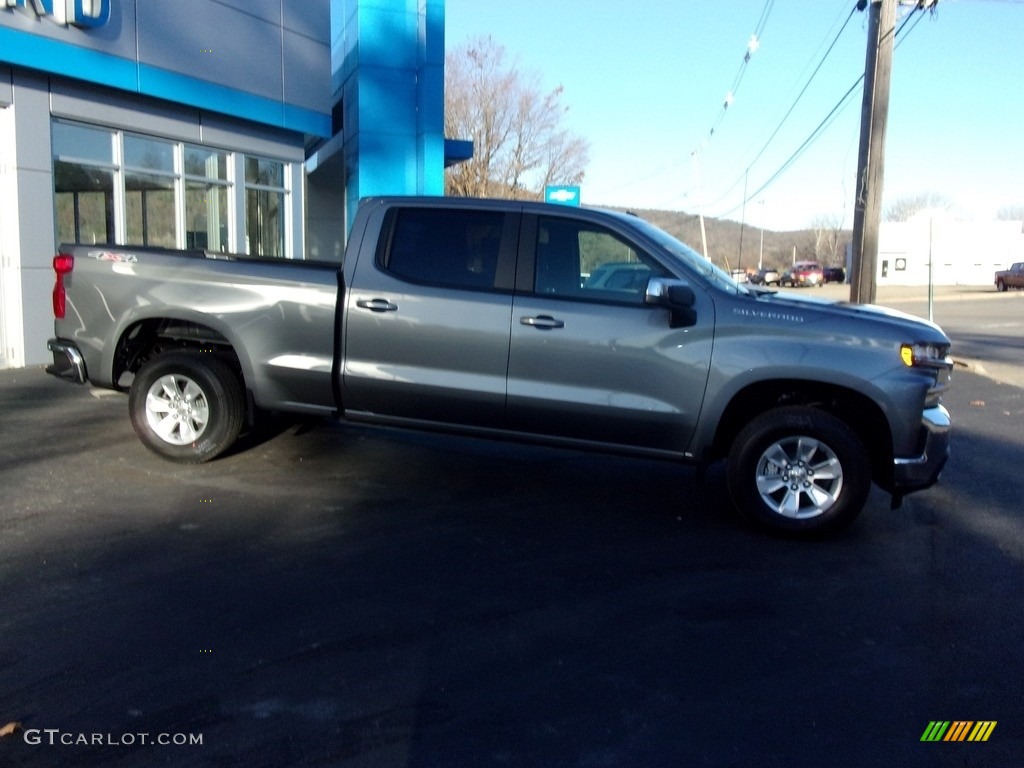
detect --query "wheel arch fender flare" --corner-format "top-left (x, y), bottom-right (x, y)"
top-left (106, 307), bottom-right (255, 395)
top-left (701, 376), bottom-right (895, 482)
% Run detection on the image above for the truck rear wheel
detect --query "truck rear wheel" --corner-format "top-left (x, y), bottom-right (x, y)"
top-left (129, 352), bottom-right (244, 463)
top-left (727, 407), bottom-right (870, 535)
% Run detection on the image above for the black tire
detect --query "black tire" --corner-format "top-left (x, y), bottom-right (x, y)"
top-left (129, 352), bottom-right (245, 463)
top-left (727, 406), bottom-right (871, 535)
top-left (996, 280), bottom-right (1006, 292)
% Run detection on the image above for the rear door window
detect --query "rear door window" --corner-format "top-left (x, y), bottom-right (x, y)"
top-left (381, 208), bottom-right (505, 290)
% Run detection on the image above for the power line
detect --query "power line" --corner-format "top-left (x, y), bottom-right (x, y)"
top-left (592, 1), bottom-right (781, 206)
top-left (699, 2), bottom-right (860, 212)
top-left (709, 2), bottom-right (928, 220)
top-left (701, 0), bottom-right (776, 145)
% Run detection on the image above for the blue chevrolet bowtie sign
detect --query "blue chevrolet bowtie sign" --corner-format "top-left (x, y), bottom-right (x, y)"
top-left (545, 185), bottom-right (581, 207)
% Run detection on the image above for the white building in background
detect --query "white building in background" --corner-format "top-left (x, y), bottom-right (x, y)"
top-left (875, 218), bottom-right (1024, 287)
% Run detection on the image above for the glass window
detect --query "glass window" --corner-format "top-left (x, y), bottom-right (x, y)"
top-left (186, 181), bottom-right (229, 250)
top-left (54, 162), bottom-right (114, 244)
top-left (52, 122), bottom-right (116, 245)
top-left (246, 188), bottom-right (284, 257)
top-left (535, 216), bottom-right (665, 301)
top-left (245, 157), bottom-right (283, 187)
top-left (52, 122), bottom-right (114, 164)
top-left (383, 208), bottom-right (504, 289)
top-left (244, 156), bottom-right (287, 257)
top-left (50, 121), bottom-right (296, 257)
top-left (125, 172), bottom-right (176, 247)
top-left (185, 146), bottom-right (227, 180)
top-left (184, 145), bottom-right (230, 251)
top-left (124, 135), bottom-right (174, 173)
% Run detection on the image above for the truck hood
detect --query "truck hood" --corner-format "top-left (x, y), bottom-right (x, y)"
top-left (747, 288), bottom-right (949, 341)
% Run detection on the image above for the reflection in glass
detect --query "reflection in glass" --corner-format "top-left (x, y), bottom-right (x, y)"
top-left (54, 161), bottom-right (115, 244)
top-left (245, 157), bottom-right (283, 187)
top-left (185, 146), bottom-right (227, 180)
top-left (186, 181), bottom-right (228, 251)
top-left (246, 189), bottom-right (284, 257)
top-left (124, 135), bottom-right (174, 172)
top-left (126, 172), bottom-right (176, 247)
top-left (52, 122), bottom-right (114, 164)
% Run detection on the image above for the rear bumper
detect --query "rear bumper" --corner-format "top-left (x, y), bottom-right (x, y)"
top-left (892, 405), bottom-right (951, 493)
top-left (46, 338), bottom-right (87, 384)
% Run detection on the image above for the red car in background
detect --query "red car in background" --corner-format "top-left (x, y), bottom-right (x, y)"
top-left (781, 261), bottom-right (824, 287)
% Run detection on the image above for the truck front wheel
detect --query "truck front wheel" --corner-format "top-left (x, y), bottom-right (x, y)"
top-left (129, 352), bottom-right (244, 463)
top-left (727, 407), bottom-right (870, 534)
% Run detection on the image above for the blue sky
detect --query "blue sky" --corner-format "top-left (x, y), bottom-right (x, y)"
top-left (443, 0), bottom-right (1024, 231)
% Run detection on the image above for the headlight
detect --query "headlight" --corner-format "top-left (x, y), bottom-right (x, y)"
top-left (900, 342), bottom-right (949, 368)
top-left (901, 342), bottom-right (953, 408)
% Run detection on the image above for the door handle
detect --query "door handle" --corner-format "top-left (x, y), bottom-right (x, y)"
top-left (356, 298), bottom-right (399, 312)
top-left (520, 315), bottom-right (565, 329)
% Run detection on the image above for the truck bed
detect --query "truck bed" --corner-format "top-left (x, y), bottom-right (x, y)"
top-left (50, 245), bottom-right (341, 414)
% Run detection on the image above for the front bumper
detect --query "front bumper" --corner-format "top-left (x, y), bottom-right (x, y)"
top-left (46, 338), bottom-right (87, 384)
top-left (892, 405), bottom-right (951, 493)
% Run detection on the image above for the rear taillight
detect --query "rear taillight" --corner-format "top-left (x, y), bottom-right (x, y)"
top-left (53, 253), bottom-right (74, 319)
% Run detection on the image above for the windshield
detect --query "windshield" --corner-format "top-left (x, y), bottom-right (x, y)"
top-left (621, 214), bottom-right (750, 295)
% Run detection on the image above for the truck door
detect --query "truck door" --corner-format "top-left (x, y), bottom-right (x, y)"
top-left (506, 213), bottom-right (714, 454)
top-left (342, 206), bottom-right (517, 428)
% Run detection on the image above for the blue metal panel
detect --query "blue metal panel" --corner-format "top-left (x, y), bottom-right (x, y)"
top-left (335, 0), bottom-right (445, 227)
top-left (284, 27), bottom-right (332, 115)
top-left (284, 104), bottom-right (331, 138)
top-left (210, 0), bottom-right (281, 26)
top-left (356, 5), bottom-right (419, 70)
top-left (0, 26), bottom-right (138, 91)
top-left (136, 0), bottom-right (283, 102)
top-left (0, 4), bottom-right (331, 138)
top-left (137, 64), bottom-right (282, 127)
top-left (361, 66), bottom-right (419, 132)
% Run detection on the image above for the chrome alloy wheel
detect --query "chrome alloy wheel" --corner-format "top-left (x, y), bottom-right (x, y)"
top-left (753, 435), bottom-right (844, 519)
top-left (144, 373), bottom-right (211, 446)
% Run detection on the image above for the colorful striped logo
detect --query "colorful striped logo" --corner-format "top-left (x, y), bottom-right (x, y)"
top-left (921, 721), bottom-right (996, 742)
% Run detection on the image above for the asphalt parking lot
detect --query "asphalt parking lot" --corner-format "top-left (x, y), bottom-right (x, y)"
top-left (1, 346), bottom-right (1022, 766)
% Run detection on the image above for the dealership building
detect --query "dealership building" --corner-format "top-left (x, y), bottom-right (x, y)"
top-left (0, 0), bottom-right (450, 369)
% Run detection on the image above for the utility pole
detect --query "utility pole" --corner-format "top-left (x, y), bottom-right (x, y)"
top-left (849, 0), bottom-right (897, 304)
top-left (691, 150), bottom-right (709, 259)
top-left (738, 169), bottom-right (748, 273)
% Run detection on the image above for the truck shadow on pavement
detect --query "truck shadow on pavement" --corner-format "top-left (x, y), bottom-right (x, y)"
top-left (1, 367), bottom-right (1022, 766)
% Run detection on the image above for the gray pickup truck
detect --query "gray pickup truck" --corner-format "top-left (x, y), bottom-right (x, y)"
top-left (47, 196), bottom-right (953, 534)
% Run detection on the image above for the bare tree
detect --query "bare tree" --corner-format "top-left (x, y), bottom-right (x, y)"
top-left (444, 36), bottom-right (589, 199)
top-left (996, 205), bottom-right (1024, 222)
top-left (810, 212), bottom-right (845, 265)
top-left (884, 193), bottom-right (953, 222)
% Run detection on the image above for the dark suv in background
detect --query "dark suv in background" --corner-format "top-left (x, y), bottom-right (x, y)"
top-left (823, 266), bottom-right (846, 284)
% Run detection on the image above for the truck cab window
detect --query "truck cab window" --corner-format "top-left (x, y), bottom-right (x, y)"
top-left (535, 216), bottom-right (666, 301)
top-left (383, 208), bottom-right (504, 290)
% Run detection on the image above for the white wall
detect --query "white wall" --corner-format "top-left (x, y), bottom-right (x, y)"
top-left (877, 218), bottom-right (1024, 286)
top-left (0, 103), bottom-right (22, 368)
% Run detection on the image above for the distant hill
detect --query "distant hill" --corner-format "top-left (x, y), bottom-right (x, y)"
top-left (619, 207), bottom-right (851, 275)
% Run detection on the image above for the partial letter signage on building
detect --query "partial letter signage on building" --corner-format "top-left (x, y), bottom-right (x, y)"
top-left (4, 0), bottom-right (111, 28)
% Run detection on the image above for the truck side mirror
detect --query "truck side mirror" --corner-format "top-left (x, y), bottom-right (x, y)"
top-left (645, 278), bottom-right (697, 328)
